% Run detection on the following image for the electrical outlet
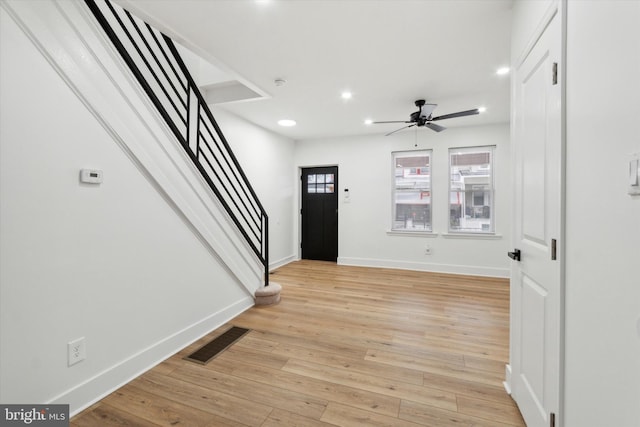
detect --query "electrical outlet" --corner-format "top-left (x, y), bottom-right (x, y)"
top-left (68, 337), bottom-right (86, 366)
top-left (424, 245), bottom-right (432, 255)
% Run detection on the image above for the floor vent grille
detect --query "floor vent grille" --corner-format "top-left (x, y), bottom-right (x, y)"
top-left (184, 326), bottom-right (250, 365)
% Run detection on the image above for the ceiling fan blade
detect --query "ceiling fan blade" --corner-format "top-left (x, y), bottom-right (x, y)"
top-left (385, 124), bottom-right (416, 136)
top-left (372, 120), bottom-right (412, 124)
top-left (425, 122), bottom-right (446, 132)
top-left (431, 108), bottom-right (480, 121)
top-left (421, 103), bottom-right (438, 118)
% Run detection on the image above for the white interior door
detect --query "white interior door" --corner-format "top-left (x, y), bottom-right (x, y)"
top-left (510, 8), bottom-right (563, 427)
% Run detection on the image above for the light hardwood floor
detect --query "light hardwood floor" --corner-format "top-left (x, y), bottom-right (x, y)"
top-left (71, 260), bottom-right (525, 427)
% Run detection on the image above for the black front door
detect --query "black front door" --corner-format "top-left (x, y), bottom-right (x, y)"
top-left (301, 166), bottom-right (338, 261)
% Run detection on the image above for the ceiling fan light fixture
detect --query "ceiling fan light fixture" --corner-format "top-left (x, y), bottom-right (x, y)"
top-left (364, 119), bottom-right (373, 125)
top-left (478, 106), bottom-right (487, 113)
top-left (277, 119), bottom-right (296, 127)
top-left (371, 100), bottom-right (482, 136)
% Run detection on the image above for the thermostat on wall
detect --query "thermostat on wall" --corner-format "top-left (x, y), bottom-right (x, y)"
top-left (80, 169), bottom-right (103, 184)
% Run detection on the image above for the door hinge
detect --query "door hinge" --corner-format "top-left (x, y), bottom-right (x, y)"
top-left (551, 238), bottom-right (557, 260)
top-left (552, 62), bottom-right (558, 85)
top-left (550, 412), bottom-right (556, 427)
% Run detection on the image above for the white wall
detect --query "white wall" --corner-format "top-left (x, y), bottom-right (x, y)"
top-left (0, 1), bottom-right (294, 414)
top-left (210, 107), bottom-right (296, 269)
top-left (294, 124), bottom-right (511, 277)
top-left (564, 1), bottom-right (640, 425)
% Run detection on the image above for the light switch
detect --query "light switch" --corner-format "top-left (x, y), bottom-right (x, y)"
top-left (629, 154), bottom-right (640, 195)
top-left (630, 159), bottom-right (639, 186)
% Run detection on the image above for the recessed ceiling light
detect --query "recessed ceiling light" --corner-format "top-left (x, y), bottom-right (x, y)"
top-left (478, 106), bottom-right (487, 113)
top-left (364, 119), bottom-right (373, 125)
top-left (496, 67), bottom-right (510, 75)
top-left (277, 119), bottom-right (296, 127)
top-left (341, 91), bottom-right (353, 100)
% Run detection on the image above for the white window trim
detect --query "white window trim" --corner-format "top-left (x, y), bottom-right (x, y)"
top-left (442, 232), bottom-right (502, 240)
top-left (386, 230), bottom-right (439, 237)
top-left (448, 145), bottom-right (496, 234)
top-left (391, 149), bottom-right (433, 233)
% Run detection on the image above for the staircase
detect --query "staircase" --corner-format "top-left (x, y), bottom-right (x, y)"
top-left (1, 0), bottom-right (289, 415)
top-left (84, 0), bottom-right (271, 288)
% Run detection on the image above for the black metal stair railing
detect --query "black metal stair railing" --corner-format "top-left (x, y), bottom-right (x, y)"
top-left (84, 0), bottom-right (269, 285)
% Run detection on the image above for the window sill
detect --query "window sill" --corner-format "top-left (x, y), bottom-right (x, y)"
top-left (442, 232), bottom-right (503, 240)
top-left (387, 230), bottom-right (439, 238)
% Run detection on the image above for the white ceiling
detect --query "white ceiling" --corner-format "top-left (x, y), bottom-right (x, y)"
top-left (117, 0), bottom-right (513, 141)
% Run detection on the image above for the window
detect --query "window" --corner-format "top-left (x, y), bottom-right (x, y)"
top-left (449, 146), bottom-right (495, 233)
top-left (307, 173), bottom-right (334, 194)
top-left (392, 151), bottom-right (432, 232)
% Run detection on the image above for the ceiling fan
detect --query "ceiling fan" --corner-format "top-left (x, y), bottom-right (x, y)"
top-left (373, 99), bottom-right (480, 136)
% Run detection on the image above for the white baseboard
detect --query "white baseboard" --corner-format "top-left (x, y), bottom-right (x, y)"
top-left (269, 254), bottom-right (297, 271)
top-left (53, 296), bottom-right (254, 416)
top-left (503, 363), bottom-right (513, 395)
top-left (337, 257), bottom-right (509, 278)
